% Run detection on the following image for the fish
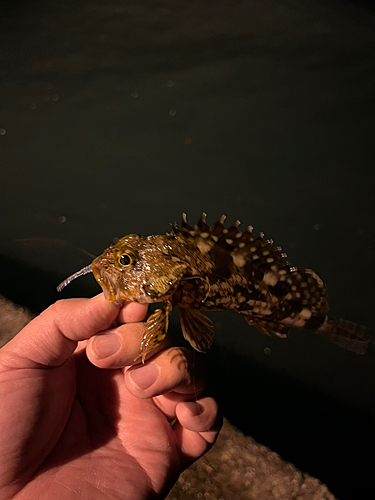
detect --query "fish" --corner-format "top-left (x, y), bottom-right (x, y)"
top-left (57, 213), bottom-right (372, 361)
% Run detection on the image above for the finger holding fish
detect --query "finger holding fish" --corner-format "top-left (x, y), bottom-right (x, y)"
top-left (117, 300), bottom-right (149, 323)
top-left (86, 302), bottom-right (167, 369)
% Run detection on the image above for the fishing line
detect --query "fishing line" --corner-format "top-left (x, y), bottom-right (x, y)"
top-left (56, 264), bottom-right (93, 292)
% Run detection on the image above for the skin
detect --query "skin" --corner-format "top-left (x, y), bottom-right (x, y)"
top-left (0, 294), bottom-right (221, 500)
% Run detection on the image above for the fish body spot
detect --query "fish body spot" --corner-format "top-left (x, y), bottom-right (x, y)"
top-left (197, 240), bottom-right (213, 254)
top-left (263, 272), bottom-right (278, 286)
top-left (232, 253), bottom-right (246, 268)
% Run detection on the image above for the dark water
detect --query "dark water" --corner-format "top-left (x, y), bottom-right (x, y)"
top-left (1, 1), bottom-right (375, 498)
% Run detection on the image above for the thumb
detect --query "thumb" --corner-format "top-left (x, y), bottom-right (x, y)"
top-left (0, 294), bottom-right (119, 368)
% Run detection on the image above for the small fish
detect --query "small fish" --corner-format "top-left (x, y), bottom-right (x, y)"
top-left (57, 214), bottom-right (372, 361)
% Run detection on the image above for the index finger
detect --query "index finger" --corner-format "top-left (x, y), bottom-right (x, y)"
top-left (0, 294), bottom-right (120, 368)
top-left (117, 301), bottom-right (148, 324)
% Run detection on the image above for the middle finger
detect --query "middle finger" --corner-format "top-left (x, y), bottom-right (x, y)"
top-left (126, 347), bottom-right (206, 417)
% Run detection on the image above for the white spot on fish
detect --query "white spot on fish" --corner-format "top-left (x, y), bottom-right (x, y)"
top-left (260, 306), bottom-right (272, 315)
top-left (220, 282), bottom-right (232, 291)
top-left (197, 240), bottom-right (213, 254)
top-left (231, 274), bottom-right (244, 285)
top-left (283, 316), bottom-right (306, 327)
top-left (232, 253), bottom-right (246, 268)
top-left (220, 297), bottom-right (233, 305)
top-left (300, 308), bottom-right (312, 320)
top-left (263, 272), bottom-right (278, 286)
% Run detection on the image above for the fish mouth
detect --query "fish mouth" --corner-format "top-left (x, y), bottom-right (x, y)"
top-left (92, 265), bottom-right (119, 302)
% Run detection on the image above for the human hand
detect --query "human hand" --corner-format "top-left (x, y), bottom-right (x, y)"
top-left (0, 295), bottom-right (221, 500)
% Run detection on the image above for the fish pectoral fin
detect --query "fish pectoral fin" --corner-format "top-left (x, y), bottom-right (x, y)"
top-left (178, 308), bottom-right (214, 353)
top-left (243, 314), bottom-right (289, 338)
top-left (137, 302), bottom-right (172, 363)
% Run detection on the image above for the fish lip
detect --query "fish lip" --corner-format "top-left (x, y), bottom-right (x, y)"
top-left (92, 262), bottom-right (119, 302)
top-left (105, 272), bottom-right (119, 299)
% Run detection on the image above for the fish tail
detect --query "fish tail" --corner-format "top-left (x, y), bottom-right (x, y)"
top-left (316, 317), bottom-right (373, 354)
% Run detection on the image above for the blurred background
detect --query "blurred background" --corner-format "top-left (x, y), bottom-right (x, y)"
top-left (1, 1), bottom-right (374, 498)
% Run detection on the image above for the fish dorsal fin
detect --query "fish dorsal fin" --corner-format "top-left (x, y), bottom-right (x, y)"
top-left (171, 213), bottom-right (288, 270)
top-left (172, 215), bottom-right (324, 317)
top-left (171, 213), bottom-right (243, 243)
top-left (195, 212), bottom-right (210, 233)
top-left (178, 307), bottom-right (214, 353)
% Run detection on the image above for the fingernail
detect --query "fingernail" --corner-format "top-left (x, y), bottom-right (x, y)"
top-left (130, 364), bottom-right (159, 390)
top-left (92, 334), bottom-right (121, 358)
top-left (183, 401), bottom-right (204, 416)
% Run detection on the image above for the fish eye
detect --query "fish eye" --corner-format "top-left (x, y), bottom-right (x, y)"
top-left (118, 253), bottom-right (133, 267)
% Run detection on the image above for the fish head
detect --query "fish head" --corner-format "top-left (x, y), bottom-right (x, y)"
top-left (91, 234), bottom-right (187, 303)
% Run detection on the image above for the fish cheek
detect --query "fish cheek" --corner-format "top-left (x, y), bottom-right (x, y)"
top-left (142, 263), bottom-right (187, 300)
top-left (113, 269), bottom-right (142, 301)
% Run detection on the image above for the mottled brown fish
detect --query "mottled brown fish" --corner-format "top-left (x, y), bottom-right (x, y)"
top-left (57, 214), bottom-right (372, 361)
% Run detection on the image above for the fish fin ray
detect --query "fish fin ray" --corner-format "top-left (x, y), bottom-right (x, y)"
top-left (178, 308), bottom-right (214, 353)
top-left (243, 314), bottom-right (289, 338)
top-left (138, 302), bottom-right (172, 362)
top-left (174, 215), bottom-right (291, 274)
top-left (317, 318), bottom-right (371, 354)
